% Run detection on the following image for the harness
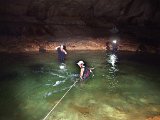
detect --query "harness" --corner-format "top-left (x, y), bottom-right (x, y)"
top-left (82, 67), bottom-right (91, 80)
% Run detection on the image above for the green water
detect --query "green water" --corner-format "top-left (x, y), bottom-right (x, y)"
top-left (0, 51), bottom-right (160, 120)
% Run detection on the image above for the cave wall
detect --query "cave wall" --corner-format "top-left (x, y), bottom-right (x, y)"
top-left (0, 0), bottom-right (160, 36)
top-left (1, 0), bottom-right (160, 23)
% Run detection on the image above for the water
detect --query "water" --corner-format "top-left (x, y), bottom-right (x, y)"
top-left (0, 51), bottom-right (160, 120)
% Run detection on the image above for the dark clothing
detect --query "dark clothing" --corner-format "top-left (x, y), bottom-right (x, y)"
top-left (82, 67), bottom-right (91, 80)
top-left (136, 44), bottom-right (147, 53)
top-left (106, 42), bottom-right (110, 51)
top-left (111, 43), bottom-right (118, 53)
top-left (57, 48), bottom-right (66, 63)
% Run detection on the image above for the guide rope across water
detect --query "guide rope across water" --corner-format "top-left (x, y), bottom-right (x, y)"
top-left (42, 79), bottom-right (79, 120)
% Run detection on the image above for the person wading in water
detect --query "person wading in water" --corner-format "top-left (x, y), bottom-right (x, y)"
top-left (77, 60), bottom-right (94, 81)
top-left (55, 45), bottom-right (67, 63)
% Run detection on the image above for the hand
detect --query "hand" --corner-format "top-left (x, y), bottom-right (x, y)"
top-left (55, 46), bottom-right (59, 50)
top-left (80, 76), bottom-right (83, 80)
top-left (90, 67), bottom-right (94, 70)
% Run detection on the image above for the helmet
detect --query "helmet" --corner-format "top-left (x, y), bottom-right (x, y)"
top-left (77, 60), bottom-right (84, 65)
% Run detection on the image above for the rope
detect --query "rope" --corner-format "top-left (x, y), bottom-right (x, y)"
top-left (42, 80), bottom-right (78, 120)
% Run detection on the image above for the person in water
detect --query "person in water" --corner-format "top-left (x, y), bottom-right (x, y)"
top-left (77, 60), bottom-right (94, 81)
top-left (55, 45), bottom-right (67, 63)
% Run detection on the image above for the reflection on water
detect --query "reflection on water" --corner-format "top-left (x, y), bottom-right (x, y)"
top-left (107, 54), bottom-right (117, 67)
top-left (59, 63), bottom-right (67, 71)
top-left (32, 63), bottom-right (79, 98)
top-left (105, 52), bottom-right (119, 91)
top-left (0, 51), bottom-right (160, 120)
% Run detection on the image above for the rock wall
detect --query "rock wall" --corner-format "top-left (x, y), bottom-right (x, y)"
top-left (1, 0), bottom-right (160, 24)
top-left (0, 0), bottom-right (160, 50)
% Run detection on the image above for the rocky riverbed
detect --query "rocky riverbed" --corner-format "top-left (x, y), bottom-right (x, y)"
top-left (0, 35), bottom-right (159, 54)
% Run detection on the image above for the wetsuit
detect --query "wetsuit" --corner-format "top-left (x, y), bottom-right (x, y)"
top-left (111, 43), bottom-right (118, 53)
top-left (57, 48), bottom-right (66, 63)
top-left (82, 67), bottom-right (91, 80)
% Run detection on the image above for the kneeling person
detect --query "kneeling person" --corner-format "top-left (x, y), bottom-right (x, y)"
top-left (77, 60), bottom-right (94, 81)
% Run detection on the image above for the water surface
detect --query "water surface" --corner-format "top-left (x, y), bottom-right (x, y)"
top-left (0, 51), bottom-right (160, 120)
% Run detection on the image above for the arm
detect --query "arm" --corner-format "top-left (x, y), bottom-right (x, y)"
top-left (55, 46), bottom-right (60, 50)
top-left (90, 67), bottom-right (94, 70)
top-left (62, 49), bottom-right (67, 54)
top-left (80, 68), bottom-right (84, 80)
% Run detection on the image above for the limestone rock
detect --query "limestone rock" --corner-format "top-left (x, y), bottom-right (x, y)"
top-left (0, 0), bottom-right (160, 39)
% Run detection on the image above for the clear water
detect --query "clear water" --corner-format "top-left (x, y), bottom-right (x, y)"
top-left (0, 51), bottom-right (160, 120)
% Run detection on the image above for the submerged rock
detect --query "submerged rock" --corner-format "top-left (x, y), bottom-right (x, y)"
top-left (146, 116), bottom-right (160, 120)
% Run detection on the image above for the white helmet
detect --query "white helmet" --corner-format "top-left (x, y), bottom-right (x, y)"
top-left (77, 60), bottom-right (84, 65)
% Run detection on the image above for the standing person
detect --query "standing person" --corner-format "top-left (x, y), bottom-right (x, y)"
top-left (55, 45), bottom-right (67, 63)
top-left (106, 41), bottom-right (110, 51)
top-left (77, 60), bottom-right (94, 81)
top-left (111, 40), bottom-right (118, 53)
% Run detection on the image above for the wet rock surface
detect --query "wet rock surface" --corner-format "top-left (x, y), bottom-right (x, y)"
top-left (146, 116), bottom-right (160, 120)
top-left (0, 0), bottom-right (159, 53)
top-left (0, 0), bottom-right (160, 35)
top-left (0, 35), bottom-right (159, 54)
